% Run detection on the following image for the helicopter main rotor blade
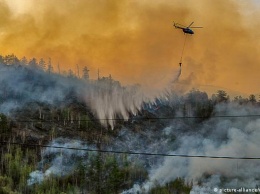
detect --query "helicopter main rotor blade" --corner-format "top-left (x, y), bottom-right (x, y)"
top-left (188, 21), bottom-right (194, 28)
top-left (190, 26), bottom-right (203, 28)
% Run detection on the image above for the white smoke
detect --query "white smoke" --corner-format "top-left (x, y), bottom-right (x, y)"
top-left (27, 138), bottom-right (93, 185)
top-left (0, 62), bottom-right (157, 129)
top-left (122, 103), bottom-right (260, 193)
top-left (0, 59), bottom-right (183, 129)
top-left (149, 124), bottom-right (260, 183)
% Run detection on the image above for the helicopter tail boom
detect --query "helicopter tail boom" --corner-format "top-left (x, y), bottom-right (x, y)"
top-left (173, 22), bottom-right (185, 29)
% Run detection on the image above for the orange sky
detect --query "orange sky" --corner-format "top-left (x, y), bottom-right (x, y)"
top-left (0, 0), bottom-right (259, 95)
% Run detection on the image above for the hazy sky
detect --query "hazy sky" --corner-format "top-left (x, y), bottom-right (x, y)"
top-left (1, 0), bottom-right (259, 95)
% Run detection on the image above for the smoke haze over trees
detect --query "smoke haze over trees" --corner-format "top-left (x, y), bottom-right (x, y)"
top-left (0, 53), bottom-right (259, 193)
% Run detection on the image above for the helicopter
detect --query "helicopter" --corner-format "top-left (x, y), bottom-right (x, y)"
top-left (173, 21), bottom-right (202, 34)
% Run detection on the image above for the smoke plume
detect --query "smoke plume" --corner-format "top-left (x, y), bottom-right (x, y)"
top-left (122, 102), bottom-right (260, 193)
top-left (1, 0), bottom-right (259, 94)
top-left (28, 138), bottom-right (92, 185)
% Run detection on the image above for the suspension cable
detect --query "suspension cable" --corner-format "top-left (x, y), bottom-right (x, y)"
top-left (179, 34), bottom-right (188, 65)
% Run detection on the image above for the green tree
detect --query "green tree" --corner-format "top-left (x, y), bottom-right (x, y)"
top-left (150, 178), bottom-right (192, 194)
top-left (0, 176), bottom-right (16, 194)
top-left (2, 146), bottom-right (34, 193)
top-left (0, 114), bottom-right (9, 133)
top-left (106, 156), bottom-right (124, 193)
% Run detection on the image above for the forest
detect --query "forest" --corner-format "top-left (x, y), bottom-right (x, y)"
top-left (0, 54), bottom-right (259, 194)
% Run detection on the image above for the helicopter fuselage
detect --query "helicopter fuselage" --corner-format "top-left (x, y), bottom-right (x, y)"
top-left (183, 28), bottom-right (194, 34)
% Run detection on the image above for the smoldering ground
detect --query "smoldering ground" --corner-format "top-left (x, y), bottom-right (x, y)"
top-left (28, 100), bottom-right (260, 192)
top-left (27, 138), bottom-right (93, 185)
top-left (122, 102), bottom-right (260, 193)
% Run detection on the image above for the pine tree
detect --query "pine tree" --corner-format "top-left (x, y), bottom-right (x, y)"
top-left (38, 58), bottom-right (46, 70)
top-left (248, 94), bottom-right (256, 104)
top-left (82, 66), bottom-right (90, 80)
top-left (3, 54), bottom-right (19, 65)
top-left (28, 58), bottom-right (38, 69)
top-left (20, 57), bottom-right (28, 66)
top-left (47, 58), bottom-right (53, 73)
top-left (68, 69), bottom-right (75, 78)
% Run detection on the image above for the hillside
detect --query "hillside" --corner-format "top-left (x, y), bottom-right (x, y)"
top-left (0, 55), bottom-right (260, 194)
